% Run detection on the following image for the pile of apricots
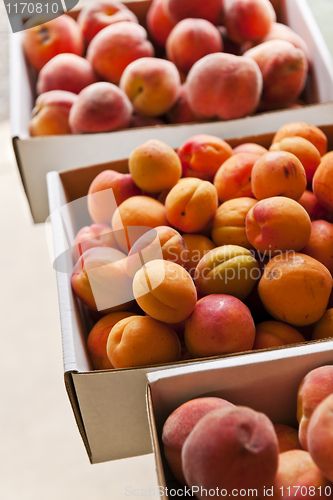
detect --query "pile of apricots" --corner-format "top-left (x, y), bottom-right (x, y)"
top-left (161, 365), bottom-right (333, 499)
top-left (69, 120), bottom-right (333, 371)
top-left (23, 0), bottom-right (311, 136)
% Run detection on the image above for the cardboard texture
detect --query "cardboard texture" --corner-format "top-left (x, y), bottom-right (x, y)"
top-left (146, 344), bottom-right (333, 500)
top-left (47, 123), bottom-right (333, 465)
top-left (11, 0), bottom-right (333, 223)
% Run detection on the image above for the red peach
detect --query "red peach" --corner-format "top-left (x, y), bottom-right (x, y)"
top-left (273, 424), bottom-right (302, 453)
top-left (258, 22), bottom-right (311, 65)
top-left (167, 84), bottom-right (202, 125)
top-left (163, 0), bottom-right (223, 24)
top-left (29, 90), bottom-right (77, 136)
top-left (308, 394), bottom-right (333, 483)
top-left (146, 0), bottom-right (176, 47)
top-left (298, 190), bottom-right (333, 222)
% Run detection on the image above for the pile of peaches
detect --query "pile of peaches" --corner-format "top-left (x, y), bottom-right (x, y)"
top-left (161, 365), bottom-right (333, 499)
top-left (23, 0), bottom-right (311, 136)
top-left (69, 120), bottom-right (333, 371)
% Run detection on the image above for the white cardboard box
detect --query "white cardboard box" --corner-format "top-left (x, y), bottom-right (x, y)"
top-left (12, 0), bottom-right (333, 223)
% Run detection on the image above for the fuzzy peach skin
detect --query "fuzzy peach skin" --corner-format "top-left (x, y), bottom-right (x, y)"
top-left (258, 253), bottom-right (332, 326)
top-left (182, 234), bottom-right (215, 278)
top-left (167, 84), bottom-right (202, 125)
top-left (71, 247), bottom-right (135, 313)
top-left (246, 197), bottom-right (311, 254)
top-left (182, 406), bottom-right (279, 499)
top-left (112, 196), bottom-right (168, 252)
top-left (258, 22), bottom-right (311, 65)
top-left (120, 57), bottom-right (181, 117)
top-left (185, 294), bottom-right (256, 357)
top-left (308, 393), bottom-right (333, 482)
top-left (312, 309), bottom-right (333, 340)
top-left (22, 15), bottom-right (84, 73)
top-left (186, 53), bottom-right (262, 120)
top-left (253, 321), bottom-right (305, 350)
top-left (166, 18), bottom-right (223, 75)
top-left (36, 54), bottom-right (97, 95)
top-left (177, 134), bottom-right (233, 182)
top-left (223, 0), bottom-right (276, 44)
top-left (133, 260), bottom-right (197, 323)
top-left (243, 40), bottom-right (308, 108)
top-left (273, 424), bottom-right (302, 454)
top-left (302, 220), bottom-right (333, 274)
top-left (270, 136), bottom-right (321, 186)
top-left (86, 22), bottom-right (154, 85)
top-left (165, 178), bottom-right (218, 233)
top-left (233, 142), bottom-right (268, 156)
top-left (162, 398), bottom-right (234, 485)
top-left (77, 0), bottom-right (139, 45)
top-left (128, 139), bottom-right (181, 193)
top-left (87, 170), bottom-right (141, 225)
top-left (272, 122), bottom-right (327, 157)
top-left (298, 190), bottom-right (333, 222)
top-left (163, 0), bottom-right (223, 24)
top-left (29, 90), bottom-right (77, 137)
top-left (87, 311), bottom-right (135, 370)
top-left (69, 82), bottom-right (133, 134)
top-left (313, 154), bottom-right (333, 211)
top-left (214, 152), bottom-right (260, 202)
top-left (212, 197), bottom-right (257, 248)
top-left (194, 245), bottom-right (260, 300)
top-left (251, 151), bottom-right (307, 201)
top-left (146, 0), bottom-right (176, 47)
top-left (72, 223), bottom-right (118, 263)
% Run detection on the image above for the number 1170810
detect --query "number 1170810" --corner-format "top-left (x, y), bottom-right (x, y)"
top-left (279, 486), bottom-right (332, 497)
top-left (6, 3), bottom-right (60, 15)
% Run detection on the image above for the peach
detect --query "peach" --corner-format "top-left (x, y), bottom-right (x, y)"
top-left (194, 245), bottom-right (260, 300)
top-left (186, 53), bottom-right (263, 120)
top-left (259, 22), bottom-right (311, 65)
top-left (162, 397), bottom-right (234, 484)
top-left (129, 114), bottom-right (165, 128)
top-left (253, 321), bottom-right (305, 350)
top-left (185, 294), bottom-right (255, 357)
top-left (72, 223), bottom-right (118, 263)
top-left (86, 22), bottom-right (154, 85)
top-left (177, 134), bottom-right (233, 182)
top-left (77, 0), bottom-right (139, 45)
top-left (273, 424), bottom-right (302, 453)
top-left (217, 25), bottom-right (243, 56)
top-left (223, 0), bottom-right (276, 44)
top-left (111, 196), bottom-right (168, 252)
top-left (251, 151), bottom-right (307, 201)
top-left (244, 40), bottom-right (308, 107)
top-left (71, 247), bottom-right (135, 313)
top-left (69, 82), bottom-right (133, 134)
top-left (22, 14), bottom-right (84, 73)
top-left (233, 142), bottom-right (268, 156)
top-left (167, 84), bottom-right (202, 124)
top-left (133, 260), bottom-right (197, 323)
top-left (163, 0), bottom-right (223, 24)
top-left (128, 139), bottom-right (181, 193)
top-left (308, 394), bottom-right (333, 482)
top-left (312, 309), bottom-right (333, 340)
top-left (270, 136), bottom-right (321, 186)
top-left (302, 220), bottom-right (333, 274)
top-left (298, 190), bottom-right (332, 222)
top-left (182, 406), bottom-right (279, 498)
top-left (313, 154), bottom-right (333, 211)
top-left (166, 18), bottom-right (223, 75)
top-left (246, 197), bottom-right (311, 255)
top-left (120, 57), bottom-right (181, 117)
top-left (212, 197), bottom-right (257, 248)
top-left (87, 170), bottom-right (141, 225)
top-left (87, 311), bottom-right (135, 369)
top-left (165, 178), bottom-right (218, 233)
top-left (214, 152), bottom-right (260, 202)
top-left (272, 122), bottom-right (327, 157)
top-left (146, 0), bottom-right (176, 47)
top-left (29, 90), bottom-right (77, 136)
top-left (182, 234), bottom-right (215, 278)
top-left (36, 54), bottom-right (97, 95)
top-left (258, 253), bottom-right (333, 326)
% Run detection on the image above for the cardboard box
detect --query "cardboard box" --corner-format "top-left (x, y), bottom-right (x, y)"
top-left (47, 123), bottom-right (333, 465)
top-left (146, 345), bottom-right (333, 500)
top-left (12, 0), bottom-right (333, 223)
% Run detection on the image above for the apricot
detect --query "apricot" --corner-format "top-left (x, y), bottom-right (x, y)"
top-left (253, 321), bottom-right (305, 350)
top-left (312, 309), bottom-right (333, 340)
top-left (162, 397), bottom-right (233, 485)
top-left (164, 0), bottom-right (223, 24)
top-left (258, 253), bottom-right (333, 326)
top-left (212, 197), bottom-right (257, 248)
top-left (298, 190), bottom-right (332, 222)
top-left (29, 90), bottom-right (77, 137)
top-left (133, 260), bottom-right (197, 323)
top-left (165, 178), bottom-right (218, 233)
top-left (182, 234), bottom-right (215, 278)
top-left (72, 223), bottom-right (118, 263)
top-left (186, 53), bottom-right (262, 120)
top-left (233, 142), bottom-right (268, 156)
top-left (308, 394), bottom-right (333, 482)
top-left (214, 152), bottom-right (259, 202)
top-left (106, 315), bottom-right (181, 368)
top-left (87, 311), bottom-right (135, 370)
top-left (302, 220), bottom-right (333, 274)
top-left (273, 424), bottom-right (302, 453)
top-left (146, 0), bottom-right (176, 47)
top-left (313, 154), bottom-right (333, 211)
top-left (128, 139), bottom-right (181, 193)
top-left (272, 122), bottom-right (327, 157)
top-left (182, 406), bottom-right (279, 498)
top-left (194, 245), bottom-right (260, 300)
top-left (177, 134), bottom-right (233, 182)
top-left (246, 197), bottom-right (311, 254)
top-left (185, 294), bottom-right (255, 358)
